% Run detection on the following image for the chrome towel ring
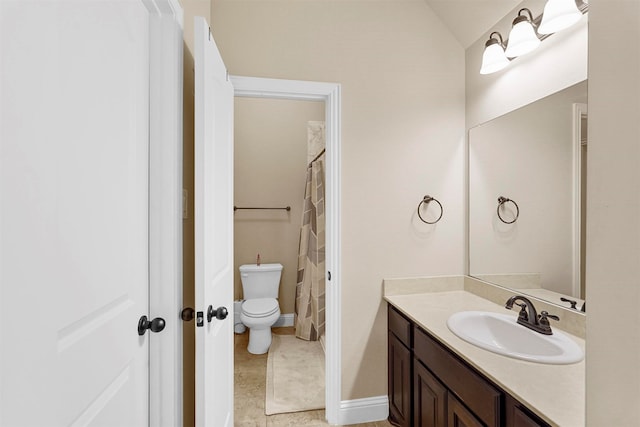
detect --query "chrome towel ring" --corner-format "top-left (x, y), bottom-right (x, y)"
top-left (497, 196), bottom-right (519, 224)
top-left (417, 195), bottom-right (443, 224)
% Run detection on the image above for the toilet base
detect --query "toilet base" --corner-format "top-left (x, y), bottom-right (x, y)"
top-left (247, 327), bottom-right (273, 355)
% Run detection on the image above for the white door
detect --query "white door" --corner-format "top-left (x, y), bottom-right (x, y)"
top-left (193, 17), bottom-right (235, 427)
top-left (1, 1), bottom-right (152, 425)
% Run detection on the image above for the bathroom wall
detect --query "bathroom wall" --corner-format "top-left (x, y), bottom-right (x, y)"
top-left (465, 0), bottom-right (588, 129)
top-left (586, 1), bottom-right (640, 424)
top-left (234, 97), bottom-right (324, 314)
top-left (211, 0), bottom-right (465, 401)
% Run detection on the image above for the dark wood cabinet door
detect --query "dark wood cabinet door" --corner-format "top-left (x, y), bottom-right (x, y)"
top-left (512, 406), bottom-right (545, 427)
top-left (413, 360), bottom-right (447, 427)
top-left (505, 394), bottom-right (550, 427)
top-left (389, 332), bottom-right (412, 427)
top-left (448, 395), bottom-right (483, 427)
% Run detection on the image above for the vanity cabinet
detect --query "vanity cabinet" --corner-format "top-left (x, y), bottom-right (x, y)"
top-left (387, 305), bottom-right (550, 427)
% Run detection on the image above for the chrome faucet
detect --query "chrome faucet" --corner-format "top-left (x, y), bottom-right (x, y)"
top-left (505, 295), bottom-right (559, 335)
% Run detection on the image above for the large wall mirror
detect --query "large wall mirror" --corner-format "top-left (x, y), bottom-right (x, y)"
top-left (468, 80), bottom-right (588, 312)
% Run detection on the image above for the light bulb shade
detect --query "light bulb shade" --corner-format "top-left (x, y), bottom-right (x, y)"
top-left (538, 0), bottom-right (582, 34)
top-left (480, 39), bottom-right (510, 75)
top-left (505, 17), bottom-right (541, 57)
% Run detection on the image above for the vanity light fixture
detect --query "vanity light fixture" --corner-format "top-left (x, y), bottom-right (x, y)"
top-left (505, 8), bottom-right (540, 58)
top-left (538, 0), bottom-right (583, 34)
top-left (480, 0), bottom-right (588, 75)
top-left (480, 32), bottom-right (510, 75)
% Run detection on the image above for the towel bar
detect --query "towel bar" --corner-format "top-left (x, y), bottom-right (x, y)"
top-left (234, 206), bottom-right (291, 211)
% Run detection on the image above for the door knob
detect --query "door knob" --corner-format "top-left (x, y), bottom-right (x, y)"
top-left (138, 315), bottom-right (166, 336)
top-left (181, 307), bottom-right (195, 321)
top-left (207, 305), bottom-right (228, 322)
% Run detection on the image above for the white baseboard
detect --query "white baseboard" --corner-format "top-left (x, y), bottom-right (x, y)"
top-left (338, 395), bottom-right (389, 425)
top-left (273, 313), bottom-right (294, 327)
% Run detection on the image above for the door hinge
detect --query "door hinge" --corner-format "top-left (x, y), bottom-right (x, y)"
top-left (182, 189), bottom-right (188, 219)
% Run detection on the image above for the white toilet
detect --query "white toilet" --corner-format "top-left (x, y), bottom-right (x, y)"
top-left (239, 263), bottom-right (283, 354)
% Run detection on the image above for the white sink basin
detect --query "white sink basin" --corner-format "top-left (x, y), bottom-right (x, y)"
top-left (447, 311), bottom-right (583, 365)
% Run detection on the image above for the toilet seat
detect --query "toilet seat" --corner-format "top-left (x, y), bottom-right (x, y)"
top-left (242, 298), bottom-right (279, 318)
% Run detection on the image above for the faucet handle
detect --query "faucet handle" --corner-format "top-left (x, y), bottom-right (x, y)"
top-left (537, 311), bottom-right (559, 335)
top-left (539, 311), bottom-right (559, 321)
top-left (538, 310), bottom-right (559, 325)
top-left (513, 302), bottom-right (529, 322)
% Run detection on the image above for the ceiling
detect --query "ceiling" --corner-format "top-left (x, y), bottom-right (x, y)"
top-left (424, 0), bottom-right (521, 49)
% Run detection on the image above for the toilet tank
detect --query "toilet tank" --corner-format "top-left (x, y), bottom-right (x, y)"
top-left (239, 263), bottom-right (283, 299)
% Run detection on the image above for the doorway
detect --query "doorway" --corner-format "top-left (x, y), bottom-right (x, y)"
top-left (231, 76), bottom-right (342, 424)
top-left (233, 96), bottom-right (326, 422)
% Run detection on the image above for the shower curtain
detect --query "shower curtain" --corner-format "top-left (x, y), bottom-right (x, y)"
top-left (294, 154), bottom-right (325, 341)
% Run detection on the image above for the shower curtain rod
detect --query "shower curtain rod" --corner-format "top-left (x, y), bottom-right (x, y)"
top-left (308, 148), bottom-right (326, 166)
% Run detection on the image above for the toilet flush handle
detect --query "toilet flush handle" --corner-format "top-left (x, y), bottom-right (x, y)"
top-left (207, 305), bottom-right (229, 322)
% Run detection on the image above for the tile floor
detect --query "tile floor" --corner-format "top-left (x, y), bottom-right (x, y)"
top-left (234, 327), bottom-right (393, 427)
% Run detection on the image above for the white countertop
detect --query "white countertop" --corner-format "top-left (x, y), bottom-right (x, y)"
top-left (385, 290), bottom-right (585, 427)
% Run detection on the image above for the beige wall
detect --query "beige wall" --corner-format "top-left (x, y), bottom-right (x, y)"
top-left (234, 98), bottom-right (324, 314)
top-left (586, 0), bottom-right (640, 424)
top-left (211, 0), bottom-right (465, 400)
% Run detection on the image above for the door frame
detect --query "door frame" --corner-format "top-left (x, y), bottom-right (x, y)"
top-left (146, 1), bottom-right (184, 425)
top-left (572, 102), bottom-right (587, 299)
top-left (230, 75), bottom-right (342, 425)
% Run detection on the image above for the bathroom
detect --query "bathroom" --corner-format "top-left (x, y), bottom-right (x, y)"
top-left (203, 0), bottom-right (633, 424)
top-left (233, 95), bottom-right (329, 423)
top-left (233, 96), bottom-right (325, 346)
top-left (1, 0), bottom-right (639, 426)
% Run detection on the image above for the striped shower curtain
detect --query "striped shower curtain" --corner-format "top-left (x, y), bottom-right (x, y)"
top-left (294, 155), bottom-right (326, 341)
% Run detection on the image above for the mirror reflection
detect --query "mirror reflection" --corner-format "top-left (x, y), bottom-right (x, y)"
top-left (468, 81), bottom-right (588, 312)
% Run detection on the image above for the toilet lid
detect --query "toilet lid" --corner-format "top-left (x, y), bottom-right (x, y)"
top-left (242, 298), bottom-right (279, 317)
